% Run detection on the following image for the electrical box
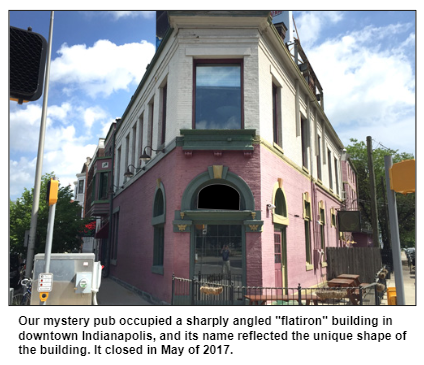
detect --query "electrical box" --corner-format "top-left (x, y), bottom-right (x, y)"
top-left (31, 253), bottom-right (99, 305)
top-left (75, 272), bottom-right (92, 294)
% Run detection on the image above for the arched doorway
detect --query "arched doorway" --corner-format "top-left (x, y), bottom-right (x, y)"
top-left (272, 181), bottom-right (289, 291)
top-left (176, 166), bottom-right (259, 303)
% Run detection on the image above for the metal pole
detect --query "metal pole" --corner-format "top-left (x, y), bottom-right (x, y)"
top-left (367, 136), bottom-right (380, 248)
top-left (384, 155), bottom-right (405, 305)
top-left (25, 11), bottom-right (54, 278)
top-left (42, 202), bottom-right (56, 306)
top-left (44, 203), bottom-right (56, 274)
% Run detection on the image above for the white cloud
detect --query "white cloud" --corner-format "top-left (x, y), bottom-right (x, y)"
top-left (10, 141), bottom-right (98, 201)
top-left (296, 11), bottom-right (344, 48)
top-left (9, 101), bottom-right (107, 200)
top-left (109, 11), bottom-right (155, 20)
top-left (9, 157), bottom-right (36, 198)
top-left (79, 106), bottom-right (108, 129)
top-left (50, 39), bottom-right (156, 98)
top-left (301, 22), bottom-right (415, 153)
top-left (10, 102), bottom-right (106, 153)
top-left (9, 103), bottom-right (44, 152)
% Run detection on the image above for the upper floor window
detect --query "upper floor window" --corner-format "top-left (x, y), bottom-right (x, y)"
top-left (98, 172), bottom-right (108, 200)
top-left (272, 83), bottom-right (281, 146)
top-left (328, 148), bottom-right (333, 190)
top-left (317, 135), bottom-right (322, 181)
top-left (272, 184), bottom-right (289, 226)
top-left (160, 83), bottom-right (167, 145)
top-left (193, 59), bottom-right (243, 130)
top-left (78, 180), bottom-right (84, 195)
top-left (334, 157), bottom-right (339, 195)
top-left (301, 117), bottom-right (309, 170)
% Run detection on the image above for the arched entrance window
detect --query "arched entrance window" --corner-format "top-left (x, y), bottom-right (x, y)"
top-left (272, 181), bottom-right (289, 290)
top-left (275, 189), bottom-right (287, 217)
top-left (152, 182), bottom-right (166, 275)
top-left (153, 190), bottom-right (164, 216)
top-left (198, 184), bottom-right (240, 210)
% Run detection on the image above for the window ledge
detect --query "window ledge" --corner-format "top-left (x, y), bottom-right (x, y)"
top-left (151, 266), bottom-right (164, 275)
top-left (180, 129), bottom-right (256, 151)
top-left (322, 261), bottom-right (328, 268)
top-left (306, 263), bottom-right (314, 271)
top-left (273, 142), bottom-right (284, 154)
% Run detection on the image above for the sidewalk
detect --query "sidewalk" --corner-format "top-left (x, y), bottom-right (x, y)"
top-left (96, 277), bottom-right (154, 305)
top-left (381, 251), bottom-right (416, 305)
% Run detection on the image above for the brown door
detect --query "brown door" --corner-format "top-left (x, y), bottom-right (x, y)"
top-left (274, 232), bottom-right (282, 288)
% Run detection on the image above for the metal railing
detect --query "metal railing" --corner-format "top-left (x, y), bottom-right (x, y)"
top-left (171, 275), bottom-right (382, 306)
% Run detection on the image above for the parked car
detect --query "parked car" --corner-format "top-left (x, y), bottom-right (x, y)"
top-left (405, 248), bottom-right (415, 259)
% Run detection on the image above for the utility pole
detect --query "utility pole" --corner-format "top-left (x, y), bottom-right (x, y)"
top-left (367, 136), bottom-right (380, 248)
top-left (384, 155), bottom-right (405, 305)
top-left (25, 11), bottom-right (54, 278)
top-left (380, 176), bottom-right (391, 249)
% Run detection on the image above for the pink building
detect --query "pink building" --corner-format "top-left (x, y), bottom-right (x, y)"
top-left (85, 11), bottom-right (358, 304)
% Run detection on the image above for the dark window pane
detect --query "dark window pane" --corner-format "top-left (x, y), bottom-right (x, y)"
top-left (153, 190), bottom-right (164, 216)
top-left (198, 184), bottom-right (240, 210)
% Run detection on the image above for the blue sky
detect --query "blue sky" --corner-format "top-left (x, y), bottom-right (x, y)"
top-left (8, 10), bottom-right (416, 201)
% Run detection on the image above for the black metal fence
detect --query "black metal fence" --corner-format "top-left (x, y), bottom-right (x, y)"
top-left (171, 275), bottom-right (384, 306)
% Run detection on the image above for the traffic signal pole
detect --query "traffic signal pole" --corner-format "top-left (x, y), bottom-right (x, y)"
top-left (384, 155), bottom-right (405, 305)
top-left (24, 11), bottom-right (54, 278)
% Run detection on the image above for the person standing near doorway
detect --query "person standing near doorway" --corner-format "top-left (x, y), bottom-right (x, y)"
top-left (221, 244), bottom-right (231, 275)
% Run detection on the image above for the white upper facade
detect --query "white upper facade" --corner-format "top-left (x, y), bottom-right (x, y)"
top-left (114, 11), bottom-right (345, 197)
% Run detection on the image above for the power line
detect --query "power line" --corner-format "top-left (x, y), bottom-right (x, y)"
top-left (372, 138), bottom-right (395, 152)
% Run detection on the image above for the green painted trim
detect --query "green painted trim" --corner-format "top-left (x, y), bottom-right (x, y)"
top-left (180, 168), bottom-right (255, 211)
top-left (180, 129), bottom-right (256, 151)
top-left (151, 181), bottom-right (166, 225)
top-left (172, 219), bottom-right (193, 233)
top-left (152, 215), bottom-right (166, 226)
top-left (91, 200), bottom-right (109, 205)
top-left (182, 210), bottom-right (251, 221)
top-left (93, 169), bottom-right (111, 178)
top-left (244, 220), bottom-right (264, 232)
top-left (151, 266), bottom-right (164, 275)
top-left (90, 156), bottom-right (112, 168)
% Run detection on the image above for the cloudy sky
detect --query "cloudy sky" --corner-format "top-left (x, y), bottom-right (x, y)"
top-left (8, 10), bottom-right (416, 201)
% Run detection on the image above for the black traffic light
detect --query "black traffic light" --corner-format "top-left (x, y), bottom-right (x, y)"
top-left (9, 26), bottom-right (47, 104)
